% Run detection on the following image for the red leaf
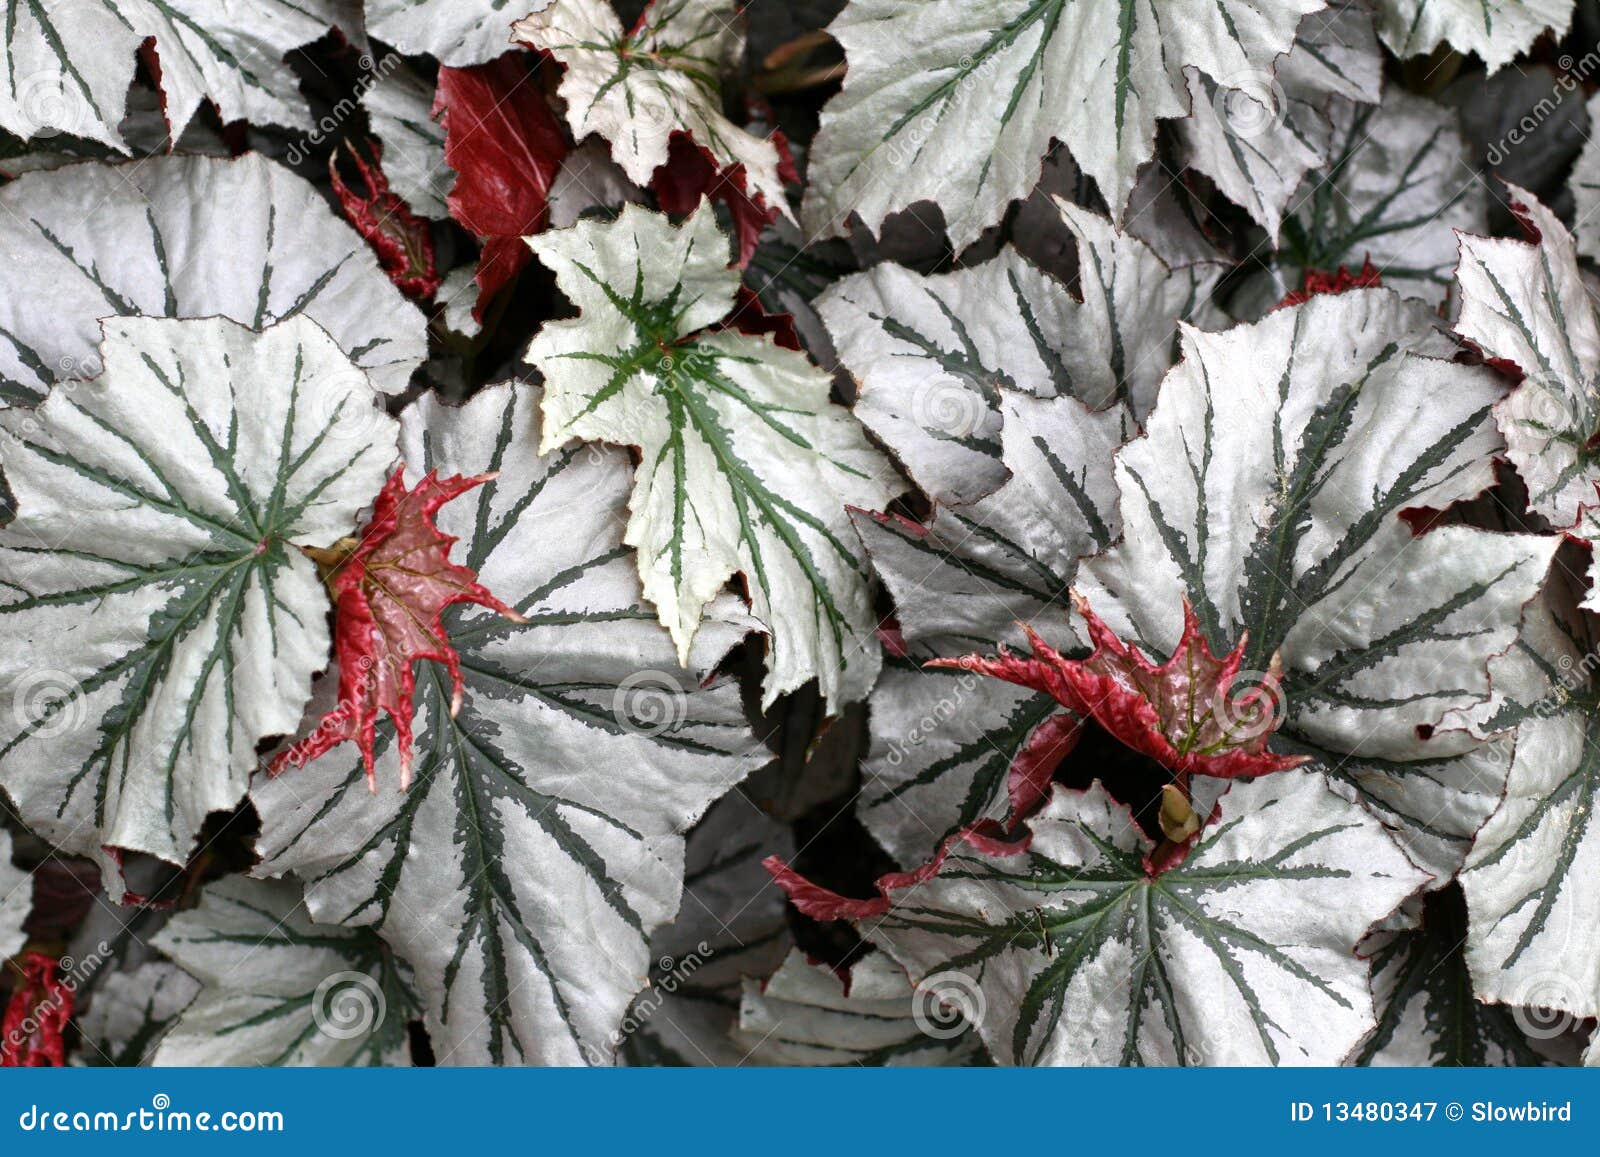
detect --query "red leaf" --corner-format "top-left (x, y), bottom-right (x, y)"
top-left (1276, 256), bottom-right (1382, 309)
top-left (651, 132), bottom-right (792, 266)
top-left (329, 139), bottom-right (441, 300)
top-left (931, 594), bottom-right (1309, 781)
top-left (722, 285), bottom-right (802, 351)
top-left (2, 953), bottom-right (72, 1068)
top-left (272, 471), bottom-right (524, 790)
top-left (434, 52), bottom-right (569, 322)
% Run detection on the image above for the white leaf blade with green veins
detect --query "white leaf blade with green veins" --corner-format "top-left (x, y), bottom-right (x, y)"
top-left (367, 0), bottom-right (552, 67)
top-left (1375, 0), bottom-right (1574, 73)
top-left (76, 962), bottom-right (201, 1067)
top-left (0, 154), bottom-right (426, 404)
top-left (527, 202), bottom-right (900, 711)
top-left (0, 314), bottom-right (397, 897)
top-left (862, 772), bottom-right (1428, 1065)
top-left (0, 828), bottom-right (28, 959)
top-left (251, 382), bottom-right (768, 1066)
top-left (361, 65), bottom-right (453, 221)
top-left (150, 877), bottom-right (418, 1066)
top-left (801, 0), bottom-right (1323, 250)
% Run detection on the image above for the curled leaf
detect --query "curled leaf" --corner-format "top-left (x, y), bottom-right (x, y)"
top-left (330, 141), bottom-right (441, 300)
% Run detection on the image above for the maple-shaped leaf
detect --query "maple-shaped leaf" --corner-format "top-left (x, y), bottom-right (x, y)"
top-left (434, 52), bottom-right (570, 322)
top-left (1375, 0), bottom-right (1574, 73)
top-left (526, 202), bottom-right (900, 711)
top-left (934, 596), bottom-right (1310, 782)
top-left (274, 470), bottom-right (523, 790)
top-left (801, 0), bottom-right (1322, 250)
top-left (1, 953), bottom-right (72, 1067)
top-left (514, 0), bottom-right (792, 230)
top-left (652, 133), bottom-right (793, 267)
top-left (330, 140), bottom-right (441, 301)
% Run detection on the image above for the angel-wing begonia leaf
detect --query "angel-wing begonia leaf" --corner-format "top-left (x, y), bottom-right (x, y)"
top-left (514, 0), bottom-right (791, 225)
top-left (361, 66), bottom-right (453, 221)
top-left (0, 0), bottom-right (353, 151)
top-left (822, 201), bottom-right (1220, 506)
top-left (851, 390), bottom-right (1123, 866)
top-left (149, 877), bottom-right (419, 1066)
top-left (250, 382), bottom-right (768, 1065)
top-left (526, 202), bottom-right (900, 711)
top-left (75, 963), bottom-right (200, 1067)
top-left (733, 948), bottom-right (986, 1066)
top-left (1452, 557), bottom-right (1600, 1024)
top-left (367, 0), bottom-right (553, 67)
top-left (801, 0), bottom-right (1323, 250)
top-left (434, 53), bottom-right (569, 321)
top-left (1454, 186), bottom-right (1600, 580)
top-left (0, 154), bottom-right (426, 404)
top-left (1177, 2), bottom-right (1382, 240)
top-left (1256, 86), bottom-right (1485, 310)
top-left (619, 791), bottom-right (792, 1067)
top-left (1374, 0), bottom-right (1575, 73)
top-left (0, 830), bottom-right (28, 960)
top-left (1355, 886), bottom-right (1551, 1066)
top-left (0, 315), bottom-right (398, 898)
top-left (857, 771), bottom-right (1428, 1065)
top-left (272, 470), bottom-right (522, 790)
top-left (1079, 289), bottom-right (1557, 877)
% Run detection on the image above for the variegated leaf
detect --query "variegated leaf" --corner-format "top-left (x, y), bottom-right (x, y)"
top-left (514, 0), bottom-right (790, 219)
top-left (1356, 886), bottom-right (1551, 1066)
top-left (1457, 557), bottom-right (1600, 1024)
top-left (619, 790), bottom-right (792, 1066)
top-left (854, 391), bottom-right (1123, 865)
top-left (0, 0), bottom-right (355, 150)
top-left (0, 154), bottom-right (426, 404)
top-left (1258, 86), bottom-right (1485, 309)
top-left (801, 0), bottom-right (1323, 250)
top-left (1571, 94), bottom-right (1600, 262)
top-left (361, 65), bottom-right (453, 221)
top-left (1080, 289), bottom-right (1557, 877)
top-left (367, 0), bottom-right (552, 67)
top-left (1375, 0), bottom-right (1575, 73)
top-left (150, 877), bottom-right (419, 1066)
top-left (861, 771), bottom-right (1428, 1065)
top-left (526, 202), bottom-right (900, 712)
top-left (75, 962), bottom-right (200, 1068)
top-left (251, 382), bottom-right (768, 1066)
top-left (0, 315), bottom-right (397, 897)
top-left (0, 828), bottom-right (28, 959)
top-left (733, 948), bottom-right (986, 1066)
top-left (823, 201), bottom-right (1218, 506)
top-left (1176, 2), bottom-right (1382, 240)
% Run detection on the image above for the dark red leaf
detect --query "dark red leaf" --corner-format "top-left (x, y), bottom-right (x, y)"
top-left (272, 471), bottom-right (524, 790)
top-left (2, 953), bottom-right (72, 1068)
top-left (1276, 256), bottom-right (1382, 309)
top-left (329, 139), bottom-right (441, 300)
top-left (434, 51), bottom-right (569, 321)
top-left (651, 132), bottom-right (792, 267)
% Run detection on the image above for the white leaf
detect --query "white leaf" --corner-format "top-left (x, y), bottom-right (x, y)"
top-left (801, 0), bottom-right (1322, 250)
top-left (1375, 0), bottom-right (1575, 73)
top-left (1571, 94), bottom-right (1600, 263)
top-left (1081, 290), bottom-right (1557, 876)
top-left (0, 828), bottom-right (28, 960)
top-left (0, 0), bottom-right (355, 149)
top-left (733, 948), bottom-right (985, 1065)
top-left (0, 154), bottom-right (426, 404)
top-left (75, 963), bottom-right (200, 1067)
top-left (514, 0), bottom-right (790, 217)
top-left (526, 202), bottom-right (901, 711)
top-left (862, 771), bottom-right (1428, 1065)
top-left (361, 65), bottom-right (453, 221)
top-left (150, 877), bottom-right (418, 1066)
top-left (367, 0), bottom-right (552, 67)
top-left (251, 382), bottom-right (768, 1065)
top-left (0, 315), bottom-right (397, 897)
